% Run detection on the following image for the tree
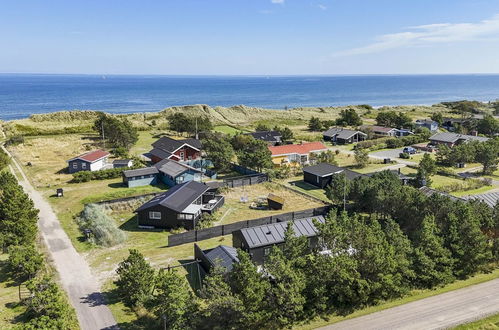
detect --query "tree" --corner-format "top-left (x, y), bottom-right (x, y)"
top-left (416, 153), bottom-right (437, 186)
top-left (265, 246), bottom-right (306, 328)
top-left (198, 266), bottom-right (245, 329)
top-left (477, 114), bottom-right (499, 136)
top-left (335, 108), bottom-right (362, 126)
top-left (93, 113), bottom-right (138, 149)
top-left (8, 244), bottom-right (44, 281)
top-left (431, 112), bottom-right (444, 125)
top-left (152, 269), bottom-right (195, 330)
top-left (230, 133), bottom-right (254, 151)
top-left (315, 150), bottom-right (338, 165)
top-left (475, 140), bottom-right (499, 174)
top-left (325, 173), bottom-right (351, 207)
top-left (0, 148), bottom-right (10, 171)
top-left (308, 117), bottom-right (323, 131)
top-left (412, 216), bottom-right (454, 288)
top-left (237, 138), bottom-right (273, 171)
top-left (275, 126), bottom-right (294, 143)
top-left (354, 148), bottom-right (369, 168)
top-left (282, 222), bottom-right (309, 268)
top-left (168, 113), bottom-right (212, 136)
top-left (229, 251), bottom-right (271, 328)
top-left (115, 249), bottom-right (155, 307)
top-left (202, 133), bottom-right (235, 172)
top-left (0, 172), bottom-right (38, 247)
top-left (376, 111), bottom-right (411, 128)
top-left (255, 123), bottom-right (270, 131)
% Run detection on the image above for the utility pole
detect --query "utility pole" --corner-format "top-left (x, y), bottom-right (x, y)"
top-left (195, 117), bottom-right (198, 140)
top-left (101, 120), bottom-right (105, 148)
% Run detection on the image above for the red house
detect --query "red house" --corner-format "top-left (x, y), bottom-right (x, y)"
top-left (149, 137), bottom-right (202, 163)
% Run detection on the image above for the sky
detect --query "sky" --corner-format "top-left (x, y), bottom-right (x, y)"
top-left (2, 0), bottom-right (499, 75)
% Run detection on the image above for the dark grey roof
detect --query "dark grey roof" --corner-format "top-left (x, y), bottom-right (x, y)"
top-left (113, 159), bottom-right (132, 165)
top-left (136, 181), bottom-right (209, 213)
top-left (247, 131), bottom-right (282, 143)
top-left (323, 127), bottom-right (342, 137)
top-left (419, 186), bottom-right (465, 202)
top-left (150, 148), bottom-right (172, 159)
top-left (123, 167), bottom-right (159, 178)
top-left (204, 245), bottom-right (239, 271)
top-left (463, 191), bottom-right (499, 208)
top-left (152, 136), bottom-right (202, 153)
top-left (430, 132), bottom-right (489, 143)
top-left (416, 119), bottom-right (438, 125)
top-left (323, 127), bottom-right (366, 139)
top-left (239, 216), bottom-right (325, 249)
top-left (154, 158), bottom-right (199, 177)
top-left (303, 163), bottom-right (345, 177)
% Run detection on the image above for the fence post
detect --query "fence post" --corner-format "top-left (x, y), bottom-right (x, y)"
top-left (195, 230), bottom-right (198, 242)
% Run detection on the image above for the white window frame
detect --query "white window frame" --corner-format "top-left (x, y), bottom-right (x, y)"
top-left (149, 211), bottom-right (161, 220)
top-left (72, 163), bottom-right (78, 169)
top-left (264, 247), bottom-right (270, 256)
top-left (82, 163), bottom-right (87, 169)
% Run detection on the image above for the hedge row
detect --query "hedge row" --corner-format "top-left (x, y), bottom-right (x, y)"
top-left (72, 165), bottom-right (142, 183)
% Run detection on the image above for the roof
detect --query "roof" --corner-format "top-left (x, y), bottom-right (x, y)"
top-left (136, 181), bottom-right (209, 213)
top-left (463, 191), bottom-right (499, 208)
top-left (323, 127), bottom-right (366, 139)
top-left (154, 158), bottom-right (200, 177)
top-left (204, 245), bottom-right (239, 271)
top-left (267, 193), bottom-right (284, 205)
top-left (303, 163), bottom-right (365, 180)
top-left (152, 136), bottom-right (202, 153)
top-left (247, 131), bottom-right (282, 142)
top-left (363, 125), bottom-right (397, 133)
top-left (416, 119), bottom-right (438, 125)
top-left (123, 167), bottom-right (159, 178)
top-left (303, 163), bottom-right (344, 177)
top-left (268, 142), bottom-right (328, 156)
top-left (239, 216), bottom-right (325, 249)
top-left (113, 159), bottom-right (132, 165)
top-left (419, 186), bottom-right (465, 202)
top-left (68, 150), bottom-right (110, 163)
top-left (429, 132), bottom-right (489, 143)
top-left (150, 148), bottom-right (172, 160)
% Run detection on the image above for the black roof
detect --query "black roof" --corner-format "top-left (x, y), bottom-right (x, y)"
top-left (303, 163), bottom-right (366, 180)
top-left (419, 186), bottom-right (465, 202)
top-left (323, 127), bottom-right (366, 139)
top-left (463, 191), bottom-right (499, 208)
top-left (154, 158), bottom-right (200, 177)
top-left (152, 136), bottom-right (202, 153)
top-left (136, 181), bottom-right (209, 213)
top-left (239, 216), bottom-right (325, 249)
top-left (247, 131), bottom-right (282, 143)
top-left (113, 159), bottom-right (132, 165)
top-left (123, 167), bottom-right (159, 178)
top-left (204, 245), bottom-right (239, 271)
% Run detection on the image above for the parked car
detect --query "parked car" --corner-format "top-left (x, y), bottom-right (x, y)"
top-left (403, 147), bottom-right (417, 154)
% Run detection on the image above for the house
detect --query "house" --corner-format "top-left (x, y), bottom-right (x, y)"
top-left (149, 136), bottom-right (202, 163)
top-left (395, 129), bottom-right (414, 137)
top-left (194, 244), bottom-right (239, 273)
top-left (247, 131), bottom-right (282, 146)
top-left (322, 128), bottom-right (367, 144)
top-left (429, 132), bottom-right (489, 148)
top-left (268, 142), bottom-right (328, 167)
top-left (123, 167), bottom-right (159, 188)
top-left (303, 163), bottom-right (365, 189)
top-left (67, 150), bottom-right (110, 173)
top-left (419, 186), bottom-right (466, 202)
top-left (113, 159), bottom-right (133, 168)
top-left (464, 191), bottom-right (499, 208)
top-left (122, 158), bottom-right (203, 188)
top-left (135, 181), bottom-right (224, 229)
top-left (362, 125), bottom-right (399, 137)
top-left (415, 119), bottom-right (439, 131)
top-left (232, 216), bottom-right (325, 264)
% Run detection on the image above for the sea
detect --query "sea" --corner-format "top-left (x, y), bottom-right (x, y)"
top-left (1, 74), bottom-right (499, 121)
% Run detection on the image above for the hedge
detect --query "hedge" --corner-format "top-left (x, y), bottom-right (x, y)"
top-left (72, 165), bottom-right (143, 183)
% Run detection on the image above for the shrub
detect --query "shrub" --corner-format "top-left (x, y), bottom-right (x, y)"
top-left (72, 171), bottom-right (92, 183)
top-left (5, 135), bottom-right (25, 146)
top-left (439, 178), bottom-right (490, 193)
top-left (196, 213), bottom-right (217, 229)
top-left (71, 164), bottom-right (142, 183)
top-left (8, 245), bottom-right (44, 281)
top-left (0, 148), bottom-right (10, 171)
top-left (386, 138), bottom-right (404, 149)
top-left (77, 204), bottom-right (126, 247)
top-left (399, 152), bottom-right (410, 159)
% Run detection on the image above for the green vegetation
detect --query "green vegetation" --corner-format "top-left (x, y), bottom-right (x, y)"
top-left (167, 112), bottom-right (213, 136)
top-left (77, 204), bottom-right (126, 247)
top-left (94, 112), bottom-right (139, 150)
top-left (437, 139), bottom-right (499, 174)
top-left (213, 125), bottom-right (243, 136)
top-left (202, 133), bottom-right (235, 172)
top-left (454, 313), bottom-right (499, 329)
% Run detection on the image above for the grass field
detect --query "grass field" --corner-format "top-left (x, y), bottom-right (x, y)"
top-left (297, 268), bottom-right (499, 330)
top-left (0, 255), bottom-right (26, 329)
top-left (281, 177), bottom-right (330, 202)
top-left (213, 125), bottom-right (245, 136)
top-left (216, 182), bottom-right (325, 225)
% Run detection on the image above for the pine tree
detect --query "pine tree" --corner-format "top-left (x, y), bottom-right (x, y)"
top-left (115, 249), bottom-right (155, 307)
top-left (412, 216), bottom-right (454, 288)
top-left (282, 222), bottom-right (309, 268)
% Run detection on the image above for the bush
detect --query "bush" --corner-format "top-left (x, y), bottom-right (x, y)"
top-left (8, 245), bottom-right (44, 281)
top-left (386, 138), bottom-right (404, 149)
top-left (0, 148), bottom-right (10, 171)
top-left (196, 213), bottom-right (217, 229)
top-left (439, 178), bottom-right (490, 193)
top-left (72, 171), bottom-right (93, 183)
top-left (71, 164), bottom-right (142, 183)
top-left (5, 135), bottom-right (25, 146)
top-left (399, 152), bottom-right (410, 159)
top-left (77, 204), bottom-right (126, 247)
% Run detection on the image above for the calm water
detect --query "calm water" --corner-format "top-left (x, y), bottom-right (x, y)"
top-left (1, 74), bottom-right (499, 120)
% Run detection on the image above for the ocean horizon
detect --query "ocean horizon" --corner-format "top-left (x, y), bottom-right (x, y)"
top-left (1, 73), bottom-right (499, 121)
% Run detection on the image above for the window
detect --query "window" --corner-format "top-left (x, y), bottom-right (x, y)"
top-left (82, 163), bottom-right (87, 169)
top-left (177, 176), bottom-right (184, 183)
top-left (180, 151), bottom-right (185, 160)
top-left (264, 247), bottom-right (270, 256)
top-left (149, 211), bottom-right (161, 220)
top-left (72, 163), bottom-right (77, 169)
top-left (177, 213), bottom-right (193, 220)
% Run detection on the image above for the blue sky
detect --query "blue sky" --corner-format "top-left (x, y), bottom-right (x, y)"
top-left (2, 0), bottom-right (499, 75)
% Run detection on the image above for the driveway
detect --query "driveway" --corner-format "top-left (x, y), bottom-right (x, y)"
top-left (3, 146), bottom-right (117, 330)
top-left (370, 148), bottom-right (405, 160)
top-left (321, 278), bottom-right (499, 330)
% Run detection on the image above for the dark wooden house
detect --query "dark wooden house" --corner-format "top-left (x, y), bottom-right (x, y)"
top-left (194, 244), bottom-right (239, 273)
top-left (303, 163), bottom-right (365, 189)
top-left (232, 216), bottom-right (325, 264)
top-left (135, 181), bottom-right (224, 229)
top-left (149, 137), bottom-right (202, 163)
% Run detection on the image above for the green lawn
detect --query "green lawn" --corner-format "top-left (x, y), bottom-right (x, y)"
top-left (129, 131), bottom-right (159, 157)
top-left (282, 178), bottom-right (330, 202)
top-left (213, 125), bottom-right (245, 136)
top-left (297, 268), bottom-right (499, 330)
top-left (0, 255), bottom-right (26, 329)
top-left (452, 185), bottom-right (497, 197)
top-left (454, 313), bottom-right (499, 329)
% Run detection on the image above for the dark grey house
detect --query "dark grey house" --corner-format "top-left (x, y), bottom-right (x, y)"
top-left (246, 131), bottom-right (283, 145)
top-left (232, 216), bottom-right (325, 264)
top-left (135, 181), bottom-right (224, 229)
top-left (194, 244), bottom-right (239, 273)
top-left (113, 159), bottom-right (133, 168)
top-left (122, 167), bottom-right (159, 188)
top-left (67, 149), bottom-right (110, 174)
top-left (303, 163), bottom-right (365, 189)
top-left (322, 128), bottom-right (367, 144)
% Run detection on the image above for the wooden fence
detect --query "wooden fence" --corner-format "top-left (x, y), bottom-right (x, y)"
top-left (167, 205), bottom-right (331, 247)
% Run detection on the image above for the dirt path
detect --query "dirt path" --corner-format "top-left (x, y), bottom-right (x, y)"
top-left (2, 145), bottom-right (118, 330)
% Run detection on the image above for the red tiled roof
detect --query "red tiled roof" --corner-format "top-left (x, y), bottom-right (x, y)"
top-left (268, 142), bottom-right (328, 156)
top-left (70, 149), bottom-right (110, 163)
